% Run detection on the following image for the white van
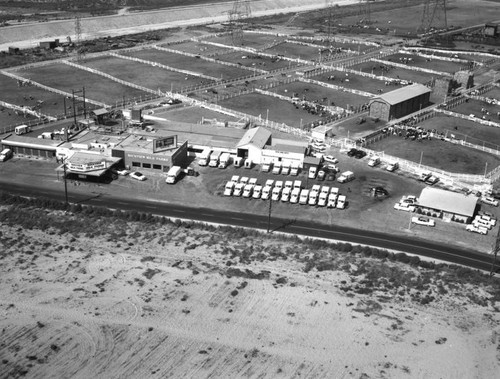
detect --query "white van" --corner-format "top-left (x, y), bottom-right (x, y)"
top-left (0, 148), bottom-right (13, 162)
top-left (233, 156), bottom-right (243, 168)
top-left (198, 148), bottom-right (212, 166)
top-left (244, 159), bottom-right (253, 169)
top-left (337, 171), bottom-right (354, 183)
top-left (218, 153), bottom-right (231, 169)
top-left (15, 125), bottom-right (31, 135)
top-left (165, 166), bottom-right (182, 184)
top-left (368, 156), bottom-right (380, 167)
top-left (209, 151), bottom-right (222, 167)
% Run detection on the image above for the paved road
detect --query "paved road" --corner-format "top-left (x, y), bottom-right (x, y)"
top-left (1, 181), bottom-right (497, 273)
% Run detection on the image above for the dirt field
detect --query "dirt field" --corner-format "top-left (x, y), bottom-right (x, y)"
top-left (452, 99), bottom-right (500, 120)
top-left (123, 48), bottom-right (252, 80)
top-left (268, 81), bottom-right (371, 109)
top-left (0, 202), bottom-right (500, 378)
top-left (416, 114), bottom-right (500, 151)
top-left (152, 105), bottom-right (244, 125)
top-left (215, 51), bottom-right (297, 72)
top-left (219, 92), bottom-right (321, 128)
top-left (312, 70), bottom-right (403, 95)
top-left (14, 63), bottom-right (148, 106)
top-left (349, 61), bottom-right (439, 84)
top-left (368, 134), bottom-right (500, 175)
top-left (384, 52), bottom-right (469, 74)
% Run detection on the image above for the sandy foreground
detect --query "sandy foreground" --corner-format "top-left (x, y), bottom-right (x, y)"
top-left (0, 207), bottom-right (499, 379)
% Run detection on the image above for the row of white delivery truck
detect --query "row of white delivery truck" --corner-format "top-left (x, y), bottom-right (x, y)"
top-left (223, 176), bottom-right (347, 208)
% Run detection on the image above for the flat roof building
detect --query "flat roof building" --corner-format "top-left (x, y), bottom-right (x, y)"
top-left (417, 187), bottom-right (478, 223)
top-left (1, 134), bottom-right (64, 159)
top-left (369, 84), bottom-right (431, 121)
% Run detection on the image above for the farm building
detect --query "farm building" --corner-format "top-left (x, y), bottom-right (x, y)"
top-left (484, 23), bottom-right (499, 37)
top-left (1, 134), bottom-right (63, 159)
top-left (111, 133), bottom-right (188, 172)
top-left (260, 143), bottom-right (307, 168)
top-left (39, 39), bottom-right (60, 50)
top-left (236, 127), bottom-right (272, 163)
top-left (416, 187), bottom-right (478, 223)
top-left (369, 84), bottom-right (431, 121)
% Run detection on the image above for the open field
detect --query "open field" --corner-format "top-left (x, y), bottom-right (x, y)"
top-left (0, 73), bottom-right (70, 118)
top-left (268, 81), bottom-right (371, 109)
top-left (336, 0), bottom-right (500, 36)
top-left (384, 52), bottom-right (468, 74)
top-left (207, 33), bottom-right (286, 50)
top-left (162, 41), bottom-right (233, 56)
top-left (368, 134), bottom-right (500, 175)
top-left (219, 92), bottom-right (321, 128)
top-left (312, 69), bottom-right (403, 95)
top-left (415, 114), bottom-right (500, 151)
top-left (83, 55), bottom-right (214, 93)
top-left (152, 105), bottom-right (244, 125)
top-left (0, 109), bottom-right (37, 129)
top-left (264, 41), bottom-right (326, 61)
top-left (123, 49), bottom-right (251, 80)
top-left (215, 51), bottom-right (298, 71)
top-left (349, 61), bottom-right (440, 84)
top-left (14, 63), bottom-right (148, 106)
top-left (1, 201), bottom-right (499, 378)
top-left (452, 99), bottom-right (500, 120)
top-left (330, 114), bottom-right (385, 138)
top-left (485, 87), bottom-right (500, 101)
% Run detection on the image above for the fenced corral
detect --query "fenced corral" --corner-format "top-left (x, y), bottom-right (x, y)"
top-left (371, 58), bottom-right (452, 78)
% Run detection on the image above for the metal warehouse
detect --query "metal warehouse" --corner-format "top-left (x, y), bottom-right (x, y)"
top-left (111, 133), bottom-right (188, 172)
top-left (369, 84), bottom-right (431, 121)
top-left (417, 187), bottom-right (478, 223)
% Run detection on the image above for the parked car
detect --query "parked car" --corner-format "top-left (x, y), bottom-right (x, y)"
top-left (354, 150), bottom-right (367, 159)
top-left (481, 196), bottom-right (499, 207)
top-left (281, 187), bottom-right (292, 202)
top-left (299, 189), bottom-right (309, 205)
top-left (324, 155), bottom-right (338, 164)
top-left (317, 170), bottom-right (326, 181)
top-left (281, 164), bottom-right (291, 176)
top-left (327, 192), bottom-right (338, 208)
top-left (411, 216), bottom-right (435, 227)
top-left (261, 185), bottom-right (272, 200)
top-left (261, 162), bottom-right (271, 172)
top-left (243, 184), bottom-right (254, 198)
top-left (308, 166), bottom-right (317, 179)
top-left (130, 172), bottom-right (146, 181)
top-left (386, 162), bottom-right (399, 172)
top-left (240, 176), bottom-right (249, 184)
top-left (466, 224), bottom-right (488, 235)
top-left (112, 168), bottom-right (129, 176)
top-left (271, 186), bottom-right (282, 201)
top-left (272, 163), bottom-right (281, 175)
top-left (368, 156), bottom-right (381, 167)
top-left (290, 188), bottom-right (301, 204)
top-left (394, 202), bottom-right (415, 212)
top-left (347, 148), bottom-right (358, 157)
top-left (336, 195), bottom-right (347, 209)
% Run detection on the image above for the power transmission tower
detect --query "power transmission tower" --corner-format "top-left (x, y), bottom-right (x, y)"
top-left (419, 0), bottom-right (448, 34)
top-left (75, 15), bottom-right (85, 62)
top-left (358, 0), bottom-right (371, 25)
top-left (228, 0), bottom-right (251, 46)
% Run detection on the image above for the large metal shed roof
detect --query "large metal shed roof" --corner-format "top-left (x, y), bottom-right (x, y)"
top-left (371, 84), bottom-right (431, 106)
top-left (418, 187), bottom-right (477, 217)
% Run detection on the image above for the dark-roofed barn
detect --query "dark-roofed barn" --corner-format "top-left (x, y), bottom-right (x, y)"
top-left (369, 84), bottom-right (431, 121)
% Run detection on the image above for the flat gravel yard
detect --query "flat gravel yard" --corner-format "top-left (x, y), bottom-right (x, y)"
top-left (368, 134), bottom-right (500, 175)
top-left (15, 63), bottom-right (147, 105)
top-left (123, 48), bottom-right (251, 80)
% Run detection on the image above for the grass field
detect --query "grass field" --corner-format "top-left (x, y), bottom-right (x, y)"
top-left (0, 109), bottom-right (37, 129)
top-left (452, 99), bottom-right (500, 120)
top-left (123, 49), bottom-right (251, 80)
top-left (312, 70), bottom-right (403, 95)
top-left (384, 52), bottom-right (468, 74)
top-left (417, 114), bottom-right (500, 151)
top-left (0, 73), bottom-right (69, 118)
top-left (268, 81), bottom-right (371, 109)
top-left (349, 61), bottom-right (439, 84)
top-left (215, 51), bottom-right (297, 71)
top-left (83, 55), bottom-right (214, 93)
top-left (219, 92), bottom-right (321, 128)
top-left (369, 134), bottom-right (500, 175)
top-left (484, 87), bottom-right (500, 101)
top-left (16, 63), bottom-right (147, 106)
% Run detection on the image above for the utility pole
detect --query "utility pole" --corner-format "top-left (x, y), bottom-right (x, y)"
top-left (63, 158), bottom-right (69, 206)
top-left (267, 197), bottom-right (272, 233)
top-left (228, 0), bottom-right (251, 46)
top-left (419, 0), bottom-right (447, 34)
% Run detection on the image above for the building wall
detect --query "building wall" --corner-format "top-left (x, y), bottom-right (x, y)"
top-left (260, 149), bottom-right (304, 168)
top-left (2, 144), bottom-right (55, 159)
top-left (112, 141), bottom-right (188, 172)
top-left (369, 100), bottom-right (390, 121)
top-left (418, 206), bottom-right (471, 223)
